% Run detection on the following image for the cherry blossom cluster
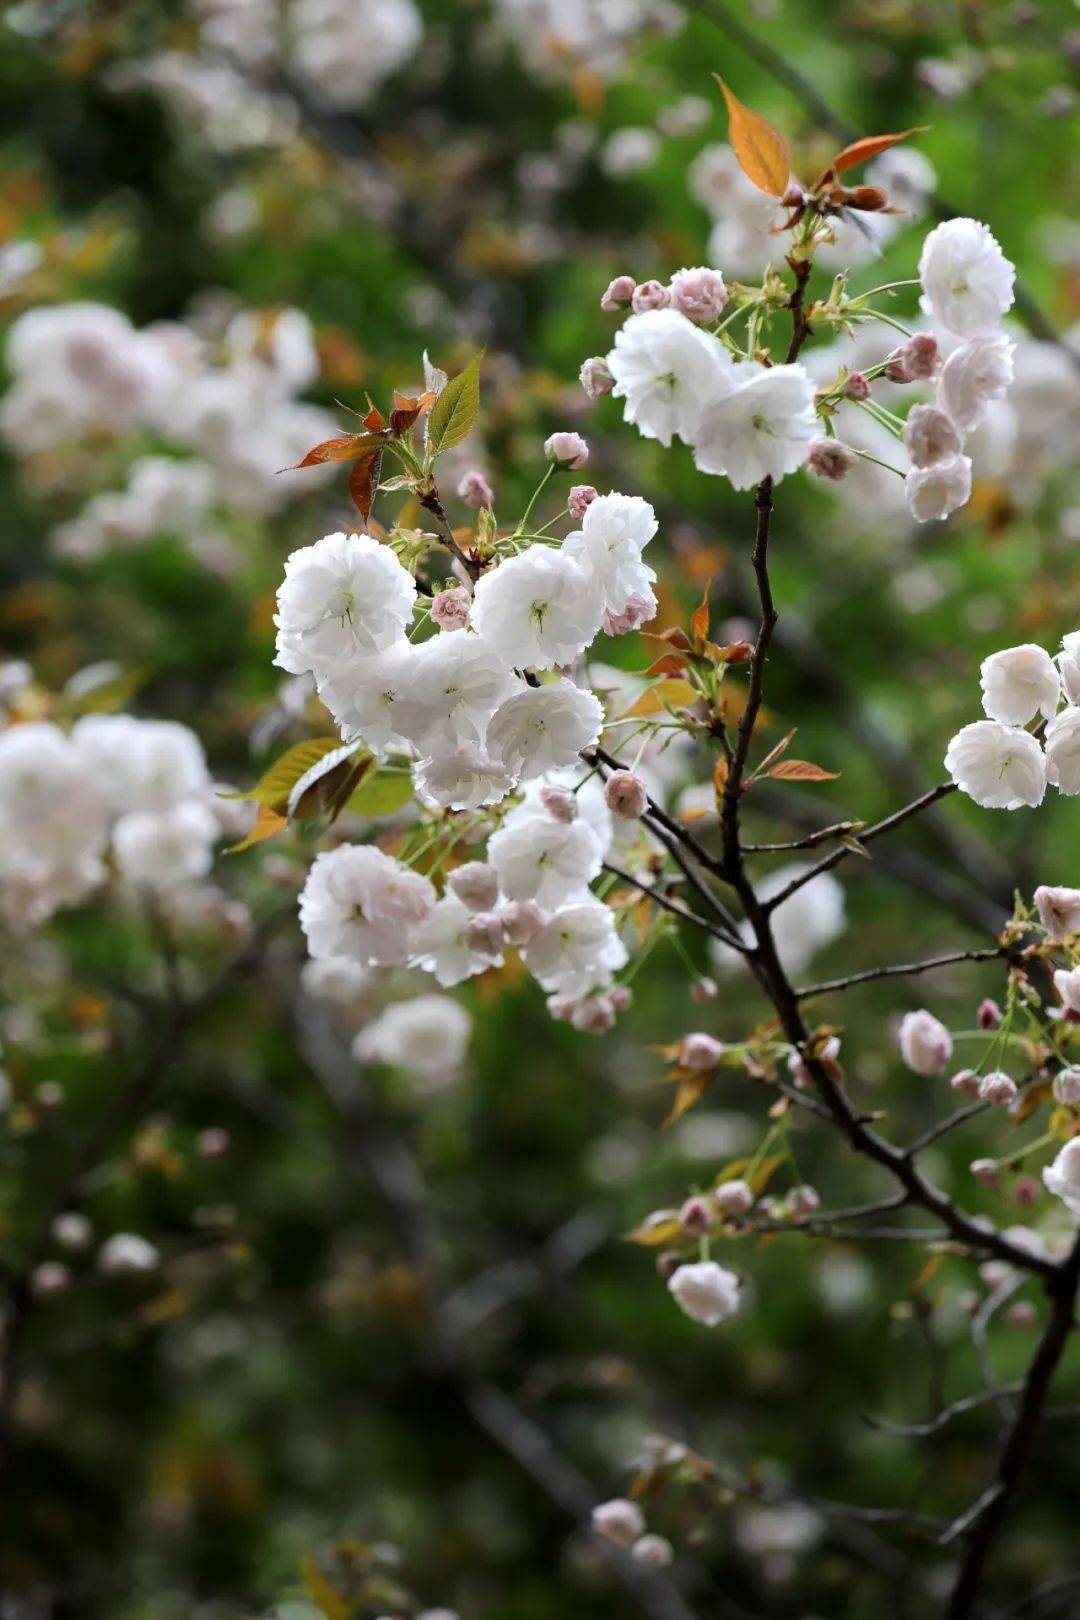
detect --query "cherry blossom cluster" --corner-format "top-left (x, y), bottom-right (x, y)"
top-left (589, 214), bottom-right (1018, 521)
top-left (1, 301), bottom-right (337, 572)
top-left (0, 682), bottom-right (232, 930)
top-left (945, 632), bottom-right (1080, 809)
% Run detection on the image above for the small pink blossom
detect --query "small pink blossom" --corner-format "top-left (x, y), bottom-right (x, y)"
top-left (502, 898), bottom-right (548, 944)
top-left (605, 769), bottom-right (648, 819)
top-left (679, 1195), bottom-right (714, 1235)
top-left (1013, 1175), bottom-right (1041, 1208)
top-left (901, 333), bottom-right (940, 380)
top-left (547, 993), bottom-right (577, 1022)
top-left (668, 266), bottom-right (728, 324)
top-left (950, 1068), bottom-right (982, 1099)
top-left (977, 997), bottom-right (1002, 1030)
top-left (631, 279), bottom-right (670, 313)
top-left (609, 985), bottom-right (633, 1012)
top-left (691, 976), bottom-right (718, 1004)
top-left (572, 995), bottom-right (616, 1033)
top-left (603, 591), bottom-right (656, 636)
top-left (788, 1184), bottom-right (821, 1218)
top-left (544, 430), bottom-right (589, 468)
top-left (979, 1070), bottom-right (1018, 1107)
top-left (580, 357), bottom-right (614, 399)
top-left (1007, 1301), bottom-right (1037, 1329)
top-left (463, 911), bottom-right (507, 957)
top-left (431, 585), bottom-right (472, 631)
top-left (679, 1032), bottom-right (725, 1072)
top-left (970, 1157), bottom-right (1000, 1187)
top-left (456, 468), bottom-right (494, 509)
top-left (592, 1498), bottom-right (646, 1548)
top-left (845, 371), bottom-right (871, 401)
top-left (600, 274), bottom-right (636, 312)
top-left (715, 1179), bottom-right (753, 1217)
top-left (539, 784), bottom-right (576, 823)
top-left (807, 438), bottom-right (856, 481)
top-left (568, 484), bottom-right (599, 520)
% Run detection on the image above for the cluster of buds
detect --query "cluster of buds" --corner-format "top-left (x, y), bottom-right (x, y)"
top-left (598, 265), bottom-right (728, 325)
top-left (549, 984), bottom-right (632, 1035)
top-left (591, 1499), bottom-right (674, 1569)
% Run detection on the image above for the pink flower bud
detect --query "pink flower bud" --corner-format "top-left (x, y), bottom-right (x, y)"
top-left (787, 1036), bottom-right (840, 1088)
top-left (502, 898), bottom-right (548, 944)
top-left (568, 484), bottom-right (599, 520)
top-left (605, 769), bottom-right (648, 820)
top-left (715, 1178), bottom-right (753, 1217)
top-left (691, 976), bottom-right (718, 1005)
top-left (979, 1071), bottom-right (1018, 1107)
top-left (1013, 1175), bottom-right (1041, 1208)
top-left (885, 349), bottom-right (911, 382)
top-left (632, 1534), bottom-right (674, 1569)
top-left (464, 911), bottom-right (506, 957)
top-left (197, 1127), bottom-right (231, 1159)
top-left (950, 1068), bottom-right (982, 1100)
top-left (31, 1261), bottom-right (71, 1298)
top-left (603, 591), bottom-right (655, 636)
top-left (668, 266), bottom-right (728, 324)
top-left (591, 1498), bottom-right (646, 1549)
top-left (900, 333), bottom-right (940, 380)
top-left (788, 1184), bottom-right (821, 1218)
top-left (631, 279), bottom-right (670, 313)
top-left (546, 993), bottom-right (577, 1022)
top-left (981, 1259), bottom-right (1012, 1288)
top-left (609, 985), bottom-right (632, 1012)
top-left (539, 784), bottom-right (576, 823)
top-left (678, 1032), bottom-right (725, 1072)
top-left (845, 371), bottom-right (871, 401)
top-left (572, 995), bottom-right (616, 1034)
top-left (1007, 1301), bottom-right (1037, 1329)
top-left (970, 1157), bottom-right (1000, 1187)
top-left (977, 997), bottom-right (1003, 1030)
top-left (52, 1211), bottom-right (92, 1250)
top-left (600, 274), bottom-right (636, 312)
top-left (679, 1195), bottom-right (714, 1235)
top-left (456, 469), bottom-right (494, 509)
top-left (579, 357), bottom-right (614, 399)
top-left (448, 860), bottom-right (500, 911)
top-left (807, 438), bottom-right (857, 481)
top-left (656, 1249), bottom-right (681, 1278)
top-left (544, 431), bottom-right (589, 469)
top-left (1052, 1066), bottom-right (1080, 1105)
top-left (431, 585), bottom-right (472, 631)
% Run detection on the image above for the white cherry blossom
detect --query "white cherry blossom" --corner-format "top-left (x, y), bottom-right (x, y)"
top-left (898, 1009), bottom-right (953, 1076)
top-left (488, 813), bottom-right (602, 909)
top-left (690, 362), bottom-right (817, 489)
top-left (354, 993), bottom-right (471, 1088)
top-left (905, 453), bottom-right (972, 523)
top-left (606, 308), bottom-right (734, 446)
top-left (918, 217), bottom-right (1015, 337)
top-left (668, 1260), bottom-right (741, 1326)
top-left (299, 844), bottom-right (435, 965)
top-left (413, 745), bottom-right (515, 811)
top-left (944, 720), bottom-right (1046, 809)
top-left (274, 531), bottom-right (417, 677)
top-left (1058, 632), bottom-right (1080, 705)
top-left (1044, 706), bottom-right (1080, 795)
top-left (1042, 1138), bottom-right (1080, 1217)
top-left (112, 801), bottom-right (219, 890)
top-left (469, 548), bottom-right (603, 671)
top-left (409, 894), bottom-right (502, 986)
top-left (1034, 885), bottom-right (1080, 940)
top-left (520, 895), bottom-right (628, 996)
top-left (392, 632), bottom-right (516, 752)
top-left (937, 333), bottom-right (1014, 432)
top-left (486, 680), bottom-right (603, 778)
top-left (979, 644), bottom-right (1060, 726)
top-left (562, 491), bottom-right (658, 618)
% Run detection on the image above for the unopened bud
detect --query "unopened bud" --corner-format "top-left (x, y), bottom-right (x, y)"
top-left (715, 1178), bottom-right (753, 1217)
top-left (539, 784), bottom-right (576, 823)
top-left (502, 898), bottom-right (548, 945)
top-left (592, 1498), bottom-right (646, 1548)
top-left (31, 1261), bottom-right (71, 1298)
top-left (630, 279), bottom-right (670, 313)
top-left (579, 357), bottom-right (614, 399)
top-left (568, 484), bottom-right (599, 520)
top-left (668, 266), bottom-right (728, 324)
top-left (977, 997), bottom-right (1003, 1030)
top-left (609, 985), bottom-right (633, 1012)
top-left (605, 769), bottom-right (648, 820)
top-left (656, 1249), bottom-right (681, 1278)
top-left (448, 860), bottom-right (500, 911)
top-left (1007, 1301), bottom-right (1037, 1329)
top-left (431, 585), bottom-right (472, 631)
top-left (572, 995), bottom-right (616, 1034)
top-left (679, 1195), bottom-right (714, 1235)
top-left (546, 993), bottom-right (577, 1022)
top-left (464, 911), bottom-right (506, 957)
top-left (544, 431), bottom-right (589, 469)
top-left (603, 591), bottom-right (655, 636)
top-left (845, 370), bottom-right (871, 400)
top-left (788, 1184), bottom-right (821, 1218)
top-left (950, 1068), bottom-right (982, 1099)
top-left (456, 468), bottom-right (494, 509)
top-left (1013, 1175), bottom-right (1040, 1208)
top-left (807, 438), bottom-right (857, 481)
top-left (52, 1211), bottom-right (93, 1251)
top-left (600, 274), bottom-right (636, 312)
top-left (632, 1534), bottom-right (674, 1568)
top-left (197, 1127), bottom-right (231, 1159)
top-left (1052, 1066), bottom-right (1080, 1105)
top-left (970, 1157), bottom-right (1000, 1188)
top-left (678, 1032), bottom-right (725, 1072)
top-left (691, 976), bottom-right (718, 1005)
top-left (979, 1071), bottom-right (1018, 1107)
top-left (900, 333), bottom-right (940, 380)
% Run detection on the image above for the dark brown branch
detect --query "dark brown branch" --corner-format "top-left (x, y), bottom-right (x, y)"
top-left (795, 946), bottom-right (1006, 1000)
top-left (602, 859), bottom-right (748, 950)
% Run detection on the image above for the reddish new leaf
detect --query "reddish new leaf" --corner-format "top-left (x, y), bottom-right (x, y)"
top-left (388, 389), bottom-right (436, 436)
top-left (363, 399), bottom-right (387, 432)
top-left (284, 433), bottom-right (378, 471)
top-left (645, 652), bottom-right (689, 677)
top-left (691, 582), bottom-right (711, 645)
top-left (831, 127), bottom-right (925, 176)
top-left (349, 448), bottom-right (383, 525)
top-left (715, 78), bottom-right (791, 198)
top-left (768, 759), bottom-right (840, 782)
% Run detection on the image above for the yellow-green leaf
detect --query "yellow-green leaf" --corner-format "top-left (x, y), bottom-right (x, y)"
top-left (747, 1152), bottom-right (786, 1196)
top-left (625, 1210), bottom-right (682, 1246)
top-left (427, 352), bottom-right (482, 455)
top-left (768, 759), bottom-right (840, 782)
top-left (301, 1553), bottom-right (349, 1620)
top-left (287, 740), bottom-right (369, 820)
top-left (623, 677), bottom-right (697, 719)
top-left (228, 802), bottom-right (287, 853)
top-left (347, 767), bottom-right (415, 817)
top-left (715, 78), bottom-right (791, 198)
top-left (241, 738), bottom-right (344, 812)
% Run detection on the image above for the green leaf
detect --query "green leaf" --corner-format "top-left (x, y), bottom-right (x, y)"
top-left (240, 738), bottom-right (344, 813)
top-left (426, 352), bottom-right (482, 456)
top-left (346, 767), bottom-right (415, 817)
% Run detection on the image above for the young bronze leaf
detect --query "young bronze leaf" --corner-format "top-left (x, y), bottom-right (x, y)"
top-left (241, 737), bottom-right (344, 812)
top-left (715, 78), bottom-right (791, 198)
top-left (623, 676), bottom-right (697, 719)
top-left (831, 127), bottom-right (926, 176)
top-left (427, 352), bottom-right (482, 455)
top-left (282, 433), bottom-right (377, 471)
top-left (348, 448), bottom-right (383, 526)
top-left (388, 389), bottom-right (436, 436)
top-left (768, 759), bottom-right (840, 782)
top-left (691, 582), bottom-right (711, 644)
top-left (625, 1211), bottom-right (683, 1247)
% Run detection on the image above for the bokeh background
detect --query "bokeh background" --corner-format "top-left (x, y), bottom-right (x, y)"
top-left (1, 2), bottom-right (1078, 1617)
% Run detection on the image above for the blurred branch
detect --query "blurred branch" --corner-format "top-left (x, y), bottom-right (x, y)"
top-left (795, 945), bottom-right (1007, 1000)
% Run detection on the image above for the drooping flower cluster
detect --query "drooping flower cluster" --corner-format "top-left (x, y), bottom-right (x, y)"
top-left (945, 632), bottom-right (1080, 809)
top-left (0, 706), bottom-right (226, 930)
top-left (1, 301), bottom-right (336, 571)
